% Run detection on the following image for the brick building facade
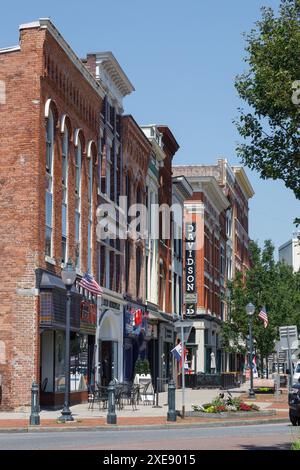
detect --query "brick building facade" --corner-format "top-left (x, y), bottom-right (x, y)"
top-left (83, 51), bottom-right (134, 387)
top-left (0, 19), bottom-right (107, 409)
top-left (122, 115), bottom-right (152, 381)
top-left (0, 20), bottom-right (255, 410)
top-left (172, 160), bottom-right (254, 374)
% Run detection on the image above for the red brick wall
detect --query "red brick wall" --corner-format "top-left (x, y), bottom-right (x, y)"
top-left (122, 115), bottom-right (151, 302)
top-left (157, 126), bottom-right (179, 315)
top-left (0, 25), bottom-right (102, 409)
top-left (0, 28), bottom-right (46, 409)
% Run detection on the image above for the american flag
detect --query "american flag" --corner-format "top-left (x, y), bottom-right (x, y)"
top-left (79, 273), bottom-right (103, 296)
top-left (258, 306), bottom-right (268, 328)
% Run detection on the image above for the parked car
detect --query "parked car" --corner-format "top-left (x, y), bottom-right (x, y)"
top-left (288, 379), bottom-right (300, 426)
top-left (293, 361), bottom-right (300, 384)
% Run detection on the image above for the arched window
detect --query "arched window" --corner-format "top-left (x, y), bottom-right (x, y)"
top-left (75, 134), bottom-right (83, 269)
top-left (87, 146), bottom-right (94, 273)
top-left (45, 108), bottom-right (54, 257)
top-left (61, 125), bottom-right (69, 264)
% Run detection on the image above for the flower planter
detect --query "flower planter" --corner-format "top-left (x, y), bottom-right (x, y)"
top-left (187, 409), bottom-right (276, 418)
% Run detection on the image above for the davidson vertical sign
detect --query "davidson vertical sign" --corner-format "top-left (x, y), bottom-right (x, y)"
top-left (185, 222), bottom-right (197, 316)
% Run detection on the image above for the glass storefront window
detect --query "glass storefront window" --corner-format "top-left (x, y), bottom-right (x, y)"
top-left (70, 333), bottom-right (88, 391)
top-left (54, 331), bottom-right (89, 392)
top-left (55, 331), bottom-right (66, 392)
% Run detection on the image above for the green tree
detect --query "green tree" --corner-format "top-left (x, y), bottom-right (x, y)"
top-left (222, 240), bottom-right (300, 373)
top-left (235, 0), bottom-right (300, 205)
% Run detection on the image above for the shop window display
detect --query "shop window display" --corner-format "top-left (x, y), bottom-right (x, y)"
top-left (70, 333), bottom-right (88, 391)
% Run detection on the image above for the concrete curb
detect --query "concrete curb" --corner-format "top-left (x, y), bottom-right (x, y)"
top-left (0, 417), bottom-right (289, 433)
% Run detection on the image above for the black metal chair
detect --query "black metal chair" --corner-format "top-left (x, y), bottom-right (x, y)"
top-left (115, 383), bottom-right (125, 410)
top-left (87, 384), bottom-right (97, 410)
top-left (117, 381), bottom-right (133, 409)
top-left (96, 384), bottom-right (109, 410)
top-left (130, 384), bottom-right (140, 411)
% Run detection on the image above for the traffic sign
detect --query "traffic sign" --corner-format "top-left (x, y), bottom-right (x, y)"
top-left (279, 325), bottom-right (299, 351)
top-left (174, 321), bottom-right (192, 343)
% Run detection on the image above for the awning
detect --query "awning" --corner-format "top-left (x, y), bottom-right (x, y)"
top-left (39, 270), bottom-right (78, 293)
top-left (147, 310), bottom-right (172, 323)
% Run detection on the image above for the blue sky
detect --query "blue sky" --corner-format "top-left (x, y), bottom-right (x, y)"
top-left (1, 0), bottom-right (299, 254)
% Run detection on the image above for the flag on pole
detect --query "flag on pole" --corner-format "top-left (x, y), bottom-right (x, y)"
top-left (171, 343), bottom-right (189, 370)
top-left (258, 306), bottom-right (268, 328)
top-left (252, 355), bottom-right (258, 378)
top-left (171, 343), bottom-right (182, 362)
top-left (79, 273), bottom-right (103, 296)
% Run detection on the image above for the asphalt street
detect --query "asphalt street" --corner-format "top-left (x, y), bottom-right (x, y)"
top-left (0, 423), bottom-right (297, 450)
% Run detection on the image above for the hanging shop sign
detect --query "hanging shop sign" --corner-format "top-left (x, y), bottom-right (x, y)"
top-left (186, 304), bottom-right (196, 316)
top-left (125, 308), bottom-right (148, 336)
top-left (80, 301), bottom-right (97, 324)
top-left (185, 222), bottom-right (197, 316)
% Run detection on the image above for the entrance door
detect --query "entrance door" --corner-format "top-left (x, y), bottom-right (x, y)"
top-left (205, 347), bottom-right (212, 373)
top-left (163, 342), bottom-right (173, 379)
top-left (100, 341), bottom-right (118, 386)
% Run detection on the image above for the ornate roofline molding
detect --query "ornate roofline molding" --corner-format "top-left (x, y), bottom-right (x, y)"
top-left (19, 19), bottom-right (106, 99)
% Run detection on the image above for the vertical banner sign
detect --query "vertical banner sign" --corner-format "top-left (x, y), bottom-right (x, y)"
top-left (185, 222), bottom-right (196, 316)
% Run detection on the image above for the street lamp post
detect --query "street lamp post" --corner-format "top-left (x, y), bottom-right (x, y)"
top-left (246, 302), bottom-right (256, 399)
top-left (58, 259), bottom-right (77, 423)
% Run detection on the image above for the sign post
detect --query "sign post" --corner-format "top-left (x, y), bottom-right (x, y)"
top-left (174, 320), bottom-right (192, 419)
top-left (279, 325), bottom-right (299, 389)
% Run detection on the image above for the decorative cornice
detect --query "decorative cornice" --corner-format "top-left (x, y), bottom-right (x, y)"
top-left (172, 175), bottom-right (193, 200)
top-left (93, 51), bottom-right (134, 97)
top-left (19, 18), bottom-right (106, 99)
top-left (232, 166), bottom-right (255, 199)
top-left (0, 45), bottom-right (20, 54)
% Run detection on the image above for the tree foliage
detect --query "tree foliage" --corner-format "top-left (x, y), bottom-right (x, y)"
top-left (235, 0), bottom-right (300, 201)
top-left (222, 240), bottom-right (300, 361)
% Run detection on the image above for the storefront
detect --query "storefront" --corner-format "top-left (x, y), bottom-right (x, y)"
top-left (123, 300), bottom-right (152, 382)
top-left (38, 270), bottom-right (97, 408)
top-left (96, 291), bottom-right (125, 386)
top-left (184, 316), bottom-right (223, 375)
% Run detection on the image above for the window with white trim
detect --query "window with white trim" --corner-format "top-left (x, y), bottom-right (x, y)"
top-left (87, 153), bottom-right (93, 272)
top-left (75, 138), bottom-right (82, 269)
top-left (106, 143), bottom-right (111, 197)
top-left (45, 109), bottom-right (54, 257)
top-left (61, 127), bottom-right (69, 264)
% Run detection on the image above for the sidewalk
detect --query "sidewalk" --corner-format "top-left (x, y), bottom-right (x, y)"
top-left (0, 386), bottom-right (289, 432)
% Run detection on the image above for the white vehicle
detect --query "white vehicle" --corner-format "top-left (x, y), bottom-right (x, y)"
top-left (293, 361), bottom-right (300, 384)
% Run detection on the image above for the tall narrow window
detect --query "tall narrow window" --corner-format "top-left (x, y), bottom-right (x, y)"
top-left (106, 144), bottom-right (111, 198)
top-left (99, 244), bottom-right (106, 287)
top-left (45, 109), bottom-right (54, 257)
top-left (110, 141), bottom-right (115, 202)
top-left (62, 127), bottom-right (69, 264)
top-left (178, 275), bottom-right (182, 317)
top-left (126, 173), bottom-right (131, 225)
top-left (173, 272), bottom-right (177, 314)
top-left (136, 247), bottom-right (142, 298)
top-left (75, 139), bottom-right (82, 269)
top-left (125, 240), bottom-right (130, 292)
top-left (87, 153), bottom-right (93, 272)
top-left (100, 137), bottom-right (106, 194)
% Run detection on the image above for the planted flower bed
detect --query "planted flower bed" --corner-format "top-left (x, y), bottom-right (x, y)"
top-left (192, 395), bottom-right (259, 414)
top-left (187, 395), bottom-right (277, 418)
top-left (188, 394), bottom-right (277, 418)
top-left (255, 387), bottom-right (274, 394)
